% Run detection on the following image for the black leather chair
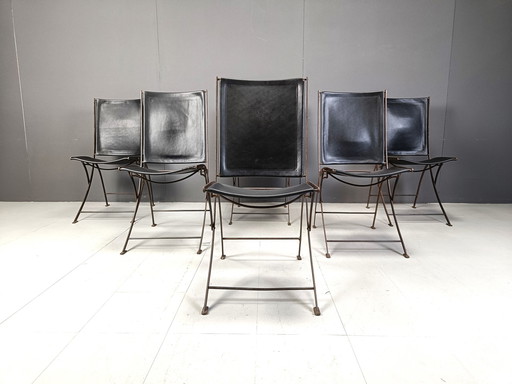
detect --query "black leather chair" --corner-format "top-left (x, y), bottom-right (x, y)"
top-left (316, 91), bottom-right (412, 258)
top-left (70, 98), bottom-right (140, 224)
top-left (201, 78), bottom-right (320, 316)
top-left (119, 90), bottom-right (209, 255)
top-left (382, 97), bottom-right (456, 226)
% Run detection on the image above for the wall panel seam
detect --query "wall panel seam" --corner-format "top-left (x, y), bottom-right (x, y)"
top-left (442, 0), bottom-right (458, 156)
top-left (10, 0), bottom-right (32, 192)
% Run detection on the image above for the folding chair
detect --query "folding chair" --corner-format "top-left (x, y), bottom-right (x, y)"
top-left (201, 78), bottom-right (320, 316)
top-left (119, 90), bottom-right (209, 255)
top-left (316, 91), bottom-right (412, 258)
top-left (70, 98), bottom-right (140, 224)
top-left (382, 97), bottom-right (456, 226)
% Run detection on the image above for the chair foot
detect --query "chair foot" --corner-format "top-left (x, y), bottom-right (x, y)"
top-left (72, 220), bottom-right (78, 224)
top-left (313, 307), bottom-right (321, 316)
top-left (120, 250), bottom-right (127, 255)
top-left (371, 225), bottom-right (376, 229)
top-left (313, 224), bottom-right (317, 229)
top-left (296, 255), bottom-right (302, 260)
top-left (105, 203), bottom-right (110, 207)
top-left (388, 223), bottom-right (394, 227)
top-left (151, 224), bottom-right (157, 227)
top-left (220, 254), bottom-right (226, 260)
top-left (325, 253), bottom-right (330, 258)
top-left (197, 249), bottom-right (202, 255)
top-left (446, 223), bottom-right (453, 227)
top-left (201, 306), bottom-right (209, 315)
top-left (403, 253), bottom-right (410, 258)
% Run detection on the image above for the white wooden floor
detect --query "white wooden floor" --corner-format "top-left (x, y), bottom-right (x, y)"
top-left (0, 201), bottom-right (511, 383)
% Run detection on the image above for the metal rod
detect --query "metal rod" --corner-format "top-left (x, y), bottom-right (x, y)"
top-left (130, 236), bottom-right (202, 240)
top-left (222, 237), bottom-right (300, 241)
top-left (209, 286), bottom-right (315, 291)
top-left (327, 239), bottom-right (402, 243)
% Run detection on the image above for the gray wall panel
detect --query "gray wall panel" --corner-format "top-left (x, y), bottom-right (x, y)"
top-left (150, 0), bottom-right (305, 201)
top-left (304, 0), bottom-right (456, 202)
top-left (10, 0), bottom-right (160, 201)
top-left (0, 0), bottom-right (511, 202)
top-left (444, 0), bottom-right (512, 202)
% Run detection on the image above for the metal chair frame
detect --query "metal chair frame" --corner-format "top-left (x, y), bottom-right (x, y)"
top-left (119, 90), bottom-right (209, 255)
top-left (366, 97), bottom-right (456, 226)
top-left (70, 98), bottom-right (141, 224)
top-left (201, 77), bottom-right (320, 316)
top-left (202, 183), bottom-right (319, 316)
top-left (315, 91), bottom-right (412, 258)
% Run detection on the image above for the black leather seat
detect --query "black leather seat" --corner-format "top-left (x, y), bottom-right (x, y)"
top-left (201, 78), bottom-right (320, 316)
top-left (316, 91), bottom-right (412, 258)
top-left (119, 90), bottom-right (209, 255)
top-left (70, 98), bottom-right (140, 223)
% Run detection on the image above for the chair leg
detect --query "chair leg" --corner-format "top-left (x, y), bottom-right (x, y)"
top-left (129, 173), bottom-right (138, 197)
top-left (412, 167), bottom-right (428, 208)
top-left (120, 176), bottom-right (145, 255)
top-left (229, 177), bottom-right (238, 225)
top-left (370, 181), bottom-right (383, 229)
top-left (365, 165), bottom-right (380, 209)
top-left (317, 173), bottom-right (331, 258)
top-left (72, 164), bottom-right (94, 224)
top-left (313, 170), bottom-right (326, 229)
top-left (218, 198), bottom-right (227, 260)
top-left (196, 198), bottom-right (209, 254)
top-left (228, 202), bottom-right (236, 225)
top-left (380, 187), bottom-right (393, 226)
top-left (97, 166), bottom-right (110, 207)
top-left (144, 177), bottom-right (154, 208)
top-left (147, 175), bottom-right (156, 207)
top-left (296, 197), bottom-right (305, 260)
top-left (429, 165), bottom-right (452, 226)
top-left (366, 181), bottom-right (375, 209)
top-left (384, 176), bottom-right (401, 226)
top-left (312, 191), bottom-right (319, 229)
top-left (370, 180), bottom-right (392, 228)
top-left (305, 193), bottom-right (321, 316)
top-left (202, 194), bottom-right (217, 315)
top-left (286, 177), bottom-right (291, 226)
top-left (386, 178), bottom-right (409, 258)
top-left (145, 178), bottom-right (156, 227)
top-left (196, 168), bottom-right (211, 254)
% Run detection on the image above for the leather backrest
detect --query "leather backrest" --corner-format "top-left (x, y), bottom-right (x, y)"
top-left (387, 97), bottom-right (429, 156)
top-left (217, 78), bottom-right (306, 177)
top-left (142, 90), bottom-right (207, 164)
top-left (319, 91), bottom-right (386, 165)
top-left (94, 98), bottom-right (141, 156)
